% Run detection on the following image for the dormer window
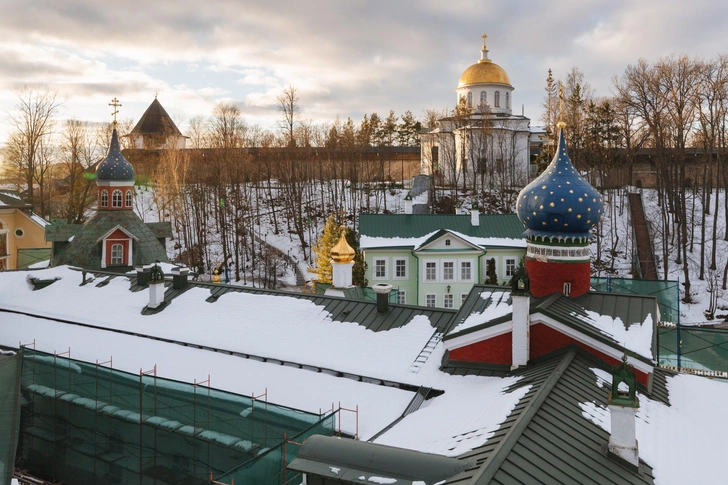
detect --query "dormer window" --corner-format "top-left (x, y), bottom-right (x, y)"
top-left (125, 190), bottom-right (133, 208)
top-left (494, 91), bottom-right (501, 107)
top-left (101, 190), bottom-right (109, 207)
top-left (112, 190), bottom-right (122, 208)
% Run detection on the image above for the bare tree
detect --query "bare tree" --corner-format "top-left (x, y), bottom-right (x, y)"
top-left (278, 84), bottom-right (299, 147)
top-left (7, 85), bottom-right (62, 215)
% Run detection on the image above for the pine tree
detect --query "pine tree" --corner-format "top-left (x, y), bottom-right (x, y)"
top-left (346, 227), bottom-right (368, 287)
top-left (308, 214), bottom-right (341, 284)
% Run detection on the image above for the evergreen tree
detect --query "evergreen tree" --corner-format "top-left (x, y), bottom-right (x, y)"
top-left (346, 228), bottom-right (368, 287)
top-left (486, 258), bottom-right (498, 284)
top-left (308, 214), bottom-right (341, 284)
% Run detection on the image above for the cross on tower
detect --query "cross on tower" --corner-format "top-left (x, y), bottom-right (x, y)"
top-left (481, 33), bottom-right (487, 49)
top-left (109, 97), bottom-right (122, 126)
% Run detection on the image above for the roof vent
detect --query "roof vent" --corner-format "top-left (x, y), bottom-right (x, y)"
top-left (607, 356), bottom-right (640, 470)
top-left (471, 200), bottom-right (480, 226)
top-left (148, 262), bottom-right (165, 309)
top-left (171, 266), bottom-right (189, 290)
top-left (372, 284), bottom-right (393, 313)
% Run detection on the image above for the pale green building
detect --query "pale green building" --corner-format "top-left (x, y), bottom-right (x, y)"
top-left (359, 212), bottom-right (526, 309)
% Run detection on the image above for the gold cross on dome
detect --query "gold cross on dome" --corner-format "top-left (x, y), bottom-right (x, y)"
top-left (109, 97), bottom-right (122, 126)
top-left (482, 33), bottom-right (487, 49)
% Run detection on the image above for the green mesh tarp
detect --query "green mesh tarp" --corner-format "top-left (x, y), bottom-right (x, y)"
top-left (658, 326), bottom-right (728, 372)
top-left (18, 349), bottom-right (336, 485)
top-left (0, 353), bottom-right (22, 485)
top-left (591, 277), bottom-right (679, 323)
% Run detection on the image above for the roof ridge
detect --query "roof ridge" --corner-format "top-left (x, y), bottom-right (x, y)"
top-left (472, 348), bottom-right (577, 484)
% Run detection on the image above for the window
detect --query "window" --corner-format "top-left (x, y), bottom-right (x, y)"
top-left (461, 294), bottom-right (468, 305)
top-left (111, 243), bottom-right (123, 265)
top-left (395, 259), bottom-right (407, 278)
top-left (425, 262), bottom-right (437, 281)
top-left (126, 190), bottom-right (133, 207)
top-left (505, 258), bottom-right (517, 277)
top-left (112, 190), bottom-right (122, 208)
top-left (100, 190), bottom-right (108, 207)
top-left (374, 259), bottom-right (386, 278)
top-left (563, 282), bottom-right (571, 297)
top-left (445, 239), bottom-right (451, 246)
top-left (398, 291), bottom-right (406, 305)
top-left (494, 91), bottom-right (501, 107)
top-left (443, 294), bottom-right (454, 309)
top-left (505, 91), bottom-right (511, 109)
top-left (443, 261), bottom-right (454, 281)
top-left (461, 261), bottom-right (472, 281)
top-left (14, 228), bottom-right (24, 238)
top-left (426, 294), bottom-right (436, 308)
top-left (467, 92), bottom-right (473, 108)
top-left (480, 91), bottom-right (487, 106)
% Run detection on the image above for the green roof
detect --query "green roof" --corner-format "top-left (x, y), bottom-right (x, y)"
top-left (49, 211), bottom-right (169, 270)
top-left (359, 213), bottom-right (525, 240)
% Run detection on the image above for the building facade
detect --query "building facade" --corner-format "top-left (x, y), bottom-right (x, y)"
top-left (420, 35), bottom-right (533, 189)
top-left (359, 211), bottom-right (526, 309)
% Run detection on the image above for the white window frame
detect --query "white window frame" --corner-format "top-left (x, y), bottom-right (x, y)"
top-left (100, 190), bottom-right (109, 207)
top-left (461, 293), bottom-right (468, 305)
top-left (112, 190), bottom-right (122, 208)
top-left (125, 189), bottom-right (133, 207)
top-left (494, 91), bottom-right (501, 107)
top-left (374, 258), bottom-right (387, 279)
top-left (505, 258), bottom-right (517, 277)
top-left (480, 91), bottom-right (487, 106)
top-left (467, 92), bottom-right (473, 108)
top-left (425, 294), bottom-right (436, 308)
top-left (505, 91), bottom-right (511, 109)
top-left (398, 290), bottom-right (406, 305)
top-left (442, 260), bottom-right (455, 281)
top-left (394, 258), bottom-right (408, 280)
top-left (424, 261), bottom-right (437, 282)
top-left (111, 243), bottom-right (124, 265)
top-left (460, 260), bottom-right (473, 282)
top-left (443, 294), bottom-right (454, 309)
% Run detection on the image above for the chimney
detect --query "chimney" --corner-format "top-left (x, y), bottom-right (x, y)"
top-left (471, 200), bottom-right (480, 226)
top-left (372, 283), bottom-right (392, 313)
top-left (148, 262), bottom-right (166, 309)
top-left (136, 264), bottom-right (151, 287)
top-left (607, 356), bottom-right (640, 470)
top-left (510, 264), bottom-right (530, 368)
top-left (171, 266), bottom-right (189, 290)
top-left (404, 192), bottom-right (413, 214)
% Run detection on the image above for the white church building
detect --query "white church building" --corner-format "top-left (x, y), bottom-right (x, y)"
top-left (420, 35), bottom-right (536, 189)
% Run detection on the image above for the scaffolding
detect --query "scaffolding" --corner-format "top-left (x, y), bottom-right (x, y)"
top-left (16, 348), bottom-right (336, 485)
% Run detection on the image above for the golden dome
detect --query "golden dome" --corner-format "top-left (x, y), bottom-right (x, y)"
top-left (458, 60), bottom-right (511, 88)
top-left (330, 226), bottom-right (355, 264)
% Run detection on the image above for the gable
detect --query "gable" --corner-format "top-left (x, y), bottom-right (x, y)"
top-left (416, 230), bottom-right (483, 252)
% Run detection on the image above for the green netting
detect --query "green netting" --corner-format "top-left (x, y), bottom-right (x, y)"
top-left (0, 353), bottom-right (22, 485)
top-left (17, 349), bottom-right (336, 485)
top-left (591, 277), bottom-right (680, 323)
top-left (658, 326), bottom-right (728, 372)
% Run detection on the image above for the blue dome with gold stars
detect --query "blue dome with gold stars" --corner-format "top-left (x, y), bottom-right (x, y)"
top-left (517, 124), bottom-right (602, 236)
top-left (96, 129), bottom-right (134, 182)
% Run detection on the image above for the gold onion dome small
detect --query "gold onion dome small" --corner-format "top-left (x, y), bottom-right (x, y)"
top-left (330, 226), bottom-right (355, 264)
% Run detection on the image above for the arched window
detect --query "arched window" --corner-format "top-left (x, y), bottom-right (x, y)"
top-left (467, 92), bottom-right (473, 108)
top-left (505, 92), bottom-right (511, 109)
top-left (125, 190), bottom-right (133, 207)
top-left (480, 91), bottom-right (487, 106)
top-left (111, 244), bottom-right (123, 265)
top-left (100, 190), bottom-right (108, 207)
top-left (112, 190), bottom-right (122, 208)
top-left (494, 91), bottom-right (501, 107)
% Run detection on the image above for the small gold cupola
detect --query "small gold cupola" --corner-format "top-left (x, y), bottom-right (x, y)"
top-left (330, 226), bottom-right (355, 264)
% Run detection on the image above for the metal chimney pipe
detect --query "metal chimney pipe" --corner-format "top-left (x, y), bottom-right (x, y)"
top-left (372, 284), bottom-right (393, 313)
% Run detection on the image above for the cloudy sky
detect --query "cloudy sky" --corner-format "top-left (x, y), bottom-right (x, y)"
top-left (2, 0), bottom-right (728, 144)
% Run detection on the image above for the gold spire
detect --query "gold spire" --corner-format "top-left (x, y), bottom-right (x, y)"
top-left (330, 225), bottom-right (355, 264)
top-left (109, 97), bottom-right (122, 127)
top-left (478, 33), bottom-right (491, 64)
top-left (557, 83), bottom-right (566, 129)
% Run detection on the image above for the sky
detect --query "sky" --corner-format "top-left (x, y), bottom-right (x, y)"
top-left (2, 0), bottom-right (728, 145)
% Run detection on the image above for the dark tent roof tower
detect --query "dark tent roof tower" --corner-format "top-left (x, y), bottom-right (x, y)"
top-left (130, 97), bottom-right (182, 136)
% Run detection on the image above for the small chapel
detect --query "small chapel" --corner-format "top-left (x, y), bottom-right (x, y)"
top-left (45, 99), bottom-right (172, 270)
top-left (420, 35), bottom-right (534, 188)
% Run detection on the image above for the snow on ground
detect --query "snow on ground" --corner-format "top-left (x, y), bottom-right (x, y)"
top-left (594, 188), bottom-right (728, 325)
top-left (580, 367), bottom-right (728, 485)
